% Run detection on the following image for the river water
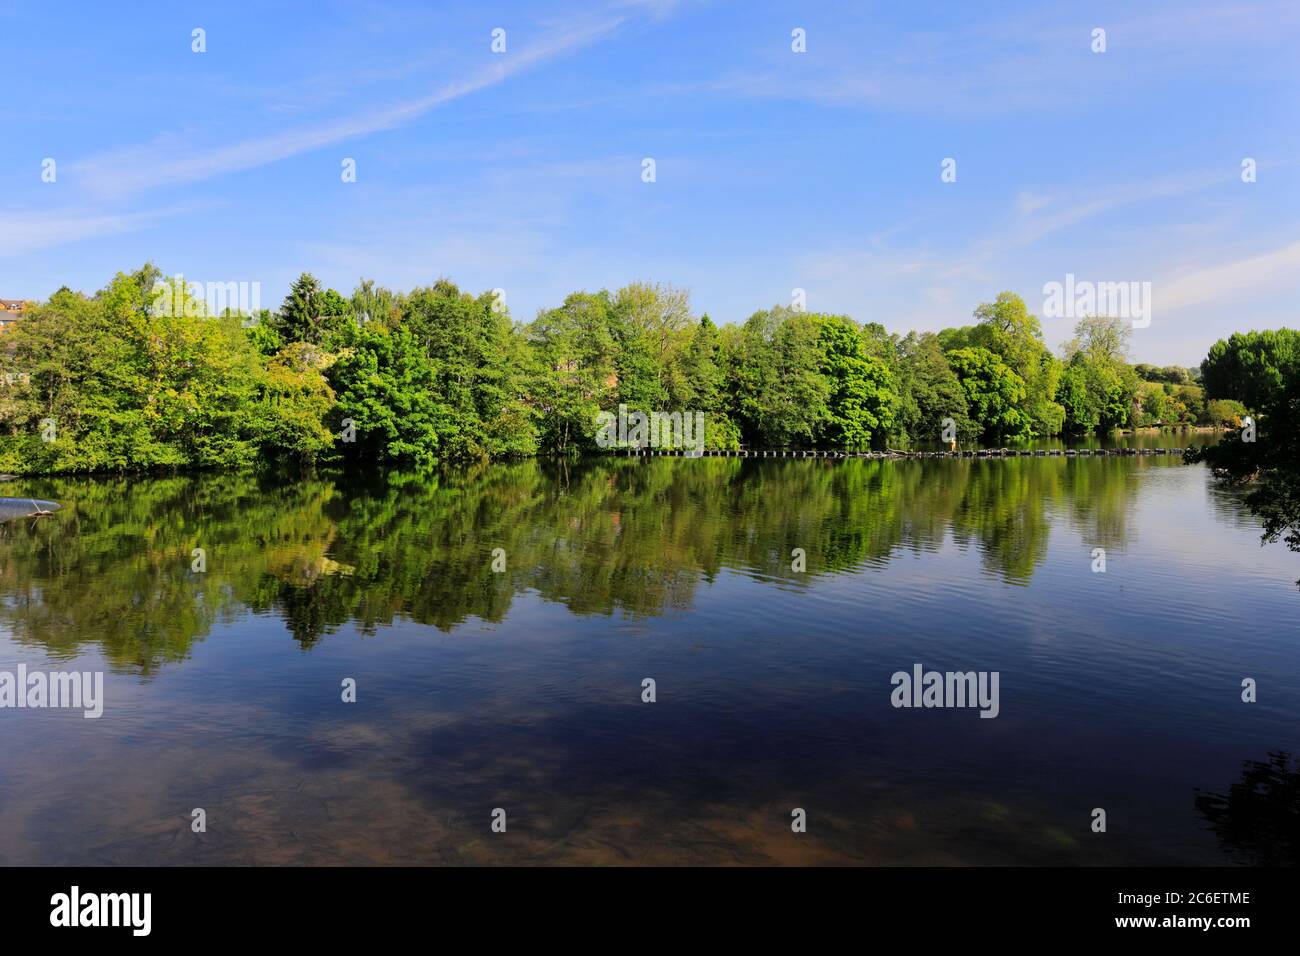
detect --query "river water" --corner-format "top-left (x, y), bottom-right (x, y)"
top-left (1, 436), bottom-right (1297, 864)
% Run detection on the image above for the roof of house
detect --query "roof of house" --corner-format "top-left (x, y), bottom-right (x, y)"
top-left (0, 299), bottom-right (26, 311)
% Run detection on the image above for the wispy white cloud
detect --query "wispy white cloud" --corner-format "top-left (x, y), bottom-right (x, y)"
top-left (9, 2), bottom-right (683, 261)
top-left (968, 167), bottom-right (1237, 262)
top-left (1159, 239), bottom-right (1300, 312)
top-left (0, 203), bottom-right (202, 257)
top-left (706, 0), bottom-right (1300, 115)
top-left (802, 165), bottom-right (1238, 293)
top-left (67, 10), bottom-right (643, 198)
top-left (791, 161), bottom-right (1285, 354)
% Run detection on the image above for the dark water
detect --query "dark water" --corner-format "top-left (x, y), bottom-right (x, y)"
top-left (1, 437), bottom-right (1298, 865)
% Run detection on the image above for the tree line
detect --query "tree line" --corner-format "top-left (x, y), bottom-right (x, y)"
top-left (0, 263), bottom-right (1249, 475)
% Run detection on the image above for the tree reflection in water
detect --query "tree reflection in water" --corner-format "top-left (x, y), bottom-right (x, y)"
top-left (1195, 752), bottom-right (1300, 866)
top-left (0, 455), bottom-right (1155, 672)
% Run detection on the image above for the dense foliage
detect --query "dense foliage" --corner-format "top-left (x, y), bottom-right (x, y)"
top-left (1186, 327), bottom-right (1300, 569)
top-left (0, 264), bottom-right (1227, 475)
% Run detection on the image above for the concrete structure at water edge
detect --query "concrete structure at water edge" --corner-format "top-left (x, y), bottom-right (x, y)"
top-left (0, 497), bottom-right (61, 522)
top-left (614, 447), bottom-right (1189, 461)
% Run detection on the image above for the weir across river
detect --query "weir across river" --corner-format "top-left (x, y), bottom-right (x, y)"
top-left (612, 446), bottom-right (1189, 460)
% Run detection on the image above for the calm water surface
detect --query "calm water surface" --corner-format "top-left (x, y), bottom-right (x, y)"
top-left (1, 436), bottom-right (1297, 865)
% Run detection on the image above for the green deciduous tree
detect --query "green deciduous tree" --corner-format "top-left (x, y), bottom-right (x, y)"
top-left (1058, 316), bottom-right (1139, 434)
top-left (1188, 330), bottom-right (1300, 579)
top-left (813, 314), bottom-right (895, 448)
top-left (404, 279), bottom-right (534, 459)
top-left (526, 291), bottom-right (618, 454)
top-left (1200, 329), bottom-right (1300, 413)
top-left (257, 342), bottom-right (336, 465)
top-left (894, 332), bottom-right (976, 443)
top-left (329, 325), bottom-right (446, 467)
top-left (724, 307), bottom-right (831, 447)
top-left (0, 265), bottom-right (262, 473)
top-left (969, 292), bottom-right (1064, 436)
top-left (946, 346), bottom-right (1028, 442)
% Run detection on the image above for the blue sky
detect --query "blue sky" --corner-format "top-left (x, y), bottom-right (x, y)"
top-left (1, 0), bottom-right (1297, 364)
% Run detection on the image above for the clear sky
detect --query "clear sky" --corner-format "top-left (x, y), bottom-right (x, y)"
top-left (1, 0), bottom-right (1297, 365)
